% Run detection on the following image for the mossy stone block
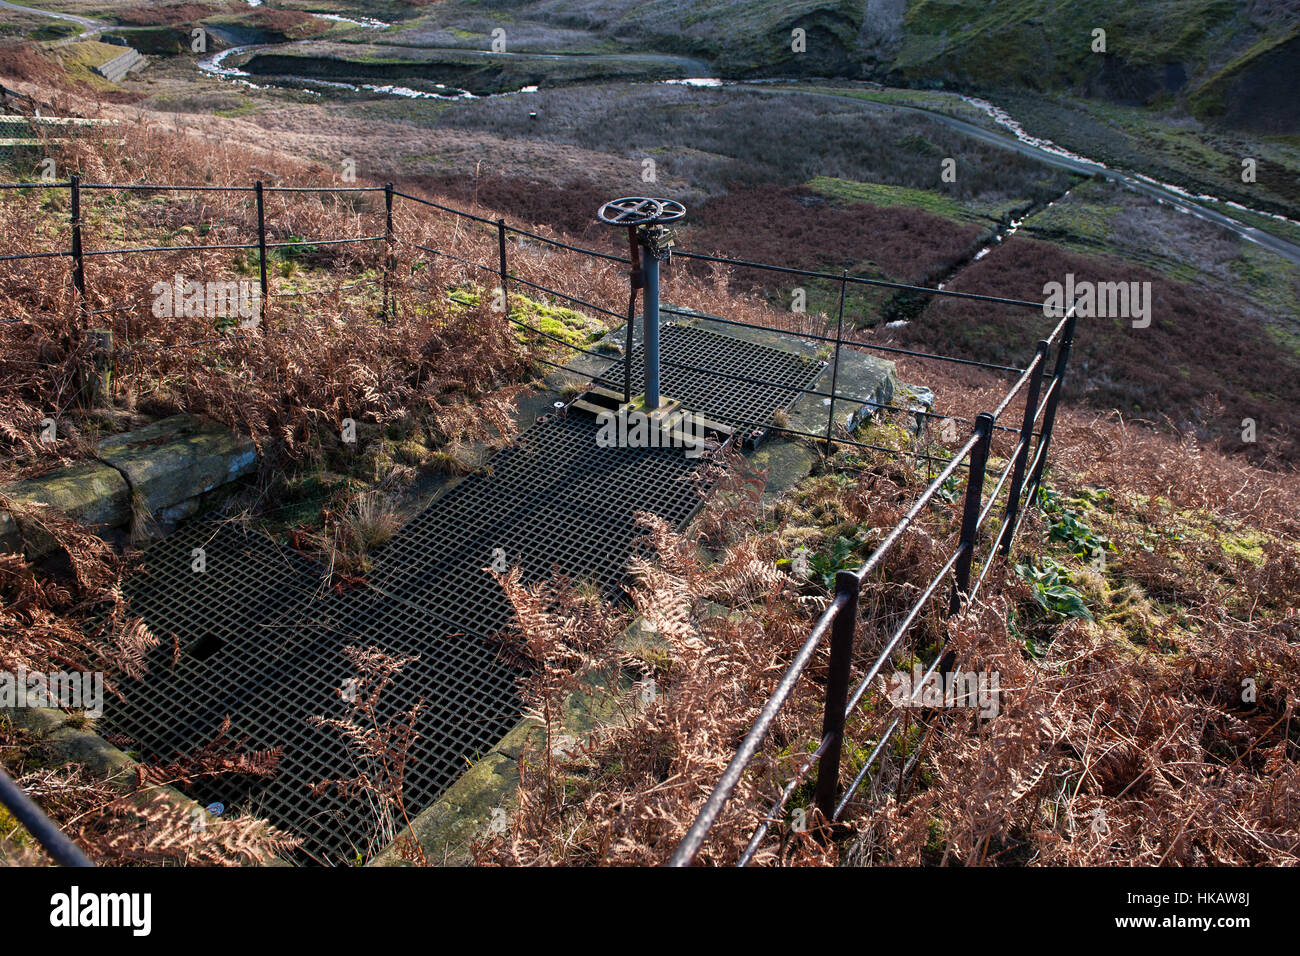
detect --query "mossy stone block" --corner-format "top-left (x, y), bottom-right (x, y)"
top-left (0, 460), bottom-right (130, 555)
top-left (97, 414), bottom-right (257, 515)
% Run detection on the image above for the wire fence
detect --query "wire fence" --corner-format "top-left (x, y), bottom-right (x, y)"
top-left (0, 177), bottom-right (1076, 866)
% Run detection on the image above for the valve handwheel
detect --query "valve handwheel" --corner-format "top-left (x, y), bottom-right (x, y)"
top-left (596, 197), bottom-right (685, 226)
top-left (594, 196), bottom-right (686, 409)
top-left (653, 199), bottom-right (686, 223)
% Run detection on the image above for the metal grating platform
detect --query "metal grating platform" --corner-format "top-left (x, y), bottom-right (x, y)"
top-left (100, 412), bottom-right (708, 864)
top-left (98, 323), bottom-right (823, 863)
top-left (597, 322), bottom-right (824, 438)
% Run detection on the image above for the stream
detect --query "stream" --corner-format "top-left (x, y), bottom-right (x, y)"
top-left (198, 42), bottom-right (1300, 264)
top-left (8, 0), bottom-right (1298, 263)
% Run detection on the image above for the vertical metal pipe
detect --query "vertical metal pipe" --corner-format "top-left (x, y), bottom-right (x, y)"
top-left (643, 251), bottom-right (661, 410)
top-left (950, 412), bottom-right (994, 615)
top-left (998, 340), bottom-right (1049, 556)
top-left (826, 270), bottom-right (847, 453)
top-left (383, 183), bottom-right (395, 320)
top-left (623, 228), bottom-right (640, 405)
top-left (254, 180), bottom-right (268, 324)
top-left (813, 570), bottom-right (859, 824)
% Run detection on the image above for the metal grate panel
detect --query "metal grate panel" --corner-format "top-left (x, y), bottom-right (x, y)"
top-left (100, 412), bottom-right (708, 864)
top-left (598, 322), bottom-right (824, 438)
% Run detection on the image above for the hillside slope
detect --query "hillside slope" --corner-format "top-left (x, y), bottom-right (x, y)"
top-left (433, 0), bottom-right (1298, 128)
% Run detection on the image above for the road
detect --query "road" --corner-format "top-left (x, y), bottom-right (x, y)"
top-left (0, 0), bottom-right (110, 46)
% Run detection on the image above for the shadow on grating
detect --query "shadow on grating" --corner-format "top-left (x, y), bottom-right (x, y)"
top-left (100, 412), bottom-right (711, 864)
top-left (597, 322), bottom-right (824, 440)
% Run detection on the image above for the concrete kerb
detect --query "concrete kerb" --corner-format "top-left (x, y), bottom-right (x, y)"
top-left (0, 704), bottom-right (289, 865)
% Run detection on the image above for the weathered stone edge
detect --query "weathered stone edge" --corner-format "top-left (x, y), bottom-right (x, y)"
top-left (0, 414), bottom-right (258, 556)
top-left (2, 705), bottom-right (288, 866)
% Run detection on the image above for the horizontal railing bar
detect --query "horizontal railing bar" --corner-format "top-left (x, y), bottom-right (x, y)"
top-left (833, 716), bottom-right (901, 819)
top-left (528, 352), bottom-right (608, 382)
top-left (1041, 309), bottom-right (1073, 349)
top-left (1008, 470), bottom-right (1046, 547)
top-left (503, 273), bottom-right (628, 322)
top-left (0, 250), bottom-right (71, 261)
top-left (270, 277), bottom-right (379, 297)
top-left (852, 433), bottom-right (978, 585)
top-left (990, 350), bottom-right (1044, 420)
top-left (406, 240), bottom-right (496, 273)
top-left (988, 308), bottom-right (1072, 420)
top-left (264, 235), bottom-right (383, 248)
top-left (1033, 372), bottom-right (1061, 424)
top-left (503, 223), bottom-right (631, 264)
top-left (262, 186), bottom-right (385, 193)
top-left (662, 402), bottom-right (974, 469)
top-left (673, 250), bottom-right (1047, 311)
top-left (0, 767), bottom-right (94, 867)
top-left (668, 590), bottom-right (850, 866)
top-left (969, 526), bottom-right (1006, 604)
top-left (834, 645), bottom-right (948, 818)
top-left (505, 313), bottom-right (618, 362)
top-left (80, 182), bottom-right (257, 192)
top-left (81, 241), bottom-right (258, 256)
top-left (660, 306), bottom-right (1027, 374)
top-left (977, 443), bottom-right (1022, 530)
top-left (737, 730), bottom-right (834, 866)
top-left (842, 545), bottom-right (965, 719)
top-left (653, 348), bottom-right (1024, 437)
top-left (391, 188), bottom-right (498, 225)
top-left (408, 239), bottom-right (633, 324)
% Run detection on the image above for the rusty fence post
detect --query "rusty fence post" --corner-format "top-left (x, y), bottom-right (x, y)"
top-left (70, 174), bottom-right (86, 326)
top-left (813, 570), bottom-right (860, 825)
top-left (997, 340), bottom-right (1049, 556)
top-left (496, 216), bottom-right (509, 322)
top-left (383, 183), bottom-right (395, 320)
top-left (950, 412), bottom-right (994, 615)
top-left (254, 180), bottom-right (268, 327)
top-left (1026, 309), bottom-right (1077, 496)
top-left (826, 270), bottom-right (847, 454)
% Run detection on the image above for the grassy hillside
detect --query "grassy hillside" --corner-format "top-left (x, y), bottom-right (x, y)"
top-left (410, 0), bottom-right (1298, 129)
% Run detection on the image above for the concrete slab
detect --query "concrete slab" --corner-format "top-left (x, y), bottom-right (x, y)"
top-left (97, 414), bottom-right (258, 517)
top-left (1, 414), bottom-right (259, 556)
